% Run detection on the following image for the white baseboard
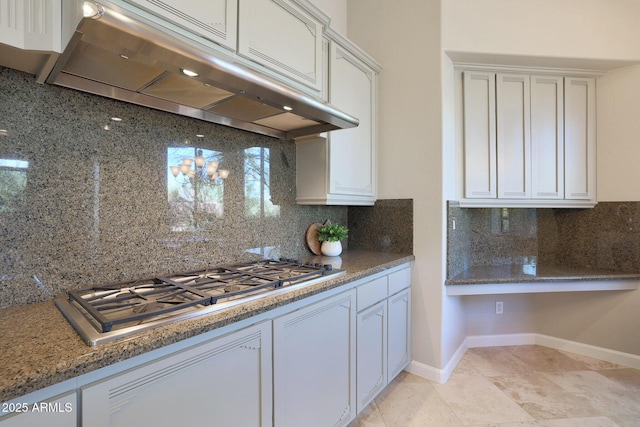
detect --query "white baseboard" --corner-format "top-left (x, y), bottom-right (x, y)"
top-left (407, 333), bottom-right (640, 384)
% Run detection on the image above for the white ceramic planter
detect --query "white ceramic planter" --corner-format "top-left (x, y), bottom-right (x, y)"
top-left (321, 241), bottom-right (342, 257)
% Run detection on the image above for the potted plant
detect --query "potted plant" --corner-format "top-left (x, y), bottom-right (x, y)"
top-left (317, 223), bottom-right (348, 256)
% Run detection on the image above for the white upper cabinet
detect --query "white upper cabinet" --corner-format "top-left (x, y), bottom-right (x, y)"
top-left (564, 77), bottom-right (596, 201)
top-left (296, 34), bottom-right (380, 206)
top-left (496, 73), bottom-right (531, 199)
top-left (238, 0), bottom-right (324, 92)
top-left (0, 0), bottom-right (62, 51)
top-left (531, 75), bottom-right (564, 200)
top-left (460, 69), bottom-right (596, 208)
top-left (123, 0), bottom-right (238, 50)
top-left (463, 71), bottom-right (496, 199)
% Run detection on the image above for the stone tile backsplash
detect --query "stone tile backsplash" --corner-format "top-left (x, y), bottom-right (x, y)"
top-left (447, 201), bottom-right (640, 278)
top-left (0, 67), bottom-right (352, 308)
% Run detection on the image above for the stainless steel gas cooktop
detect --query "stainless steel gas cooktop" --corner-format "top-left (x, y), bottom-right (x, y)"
top-left (55, 258), bottom-right (344, 346)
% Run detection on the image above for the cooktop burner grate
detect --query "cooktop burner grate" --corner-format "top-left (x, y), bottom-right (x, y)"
top-left (56, 258), bottom-right (343, 345)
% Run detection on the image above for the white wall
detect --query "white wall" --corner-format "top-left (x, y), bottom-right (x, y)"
top-left (442, 0), bottom-right (640, 61)
top-left (597, 65), bottom-right (640, 201)
top-left (343, 0), bottom-right (640, 375)
top-left (442, 0), bottom-right (640, 357)
top-left (347, 0), bottom-right (457, 373)
top-left (308, 0), bottom-right (348, 35)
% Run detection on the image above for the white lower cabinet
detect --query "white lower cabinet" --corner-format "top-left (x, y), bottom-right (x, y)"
top-left (356, 300), bottom-right (387, 413)
top-left (355, 267), bottom-right (412, 413)
top-left (387, 288), bottom-right (411, 379)
top-left (273, 290), bottom-right (356, 427)
top-left (81, 321), bottom-right (273, 427)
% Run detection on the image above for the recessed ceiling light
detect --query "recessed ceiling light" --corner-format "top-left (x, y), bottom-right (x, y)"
top-left (120, 54), bottom-right (129, 60)
top-left (181, 68), bottom-right (198, 77)
top-left (283, 105), bottom-right (293, 111)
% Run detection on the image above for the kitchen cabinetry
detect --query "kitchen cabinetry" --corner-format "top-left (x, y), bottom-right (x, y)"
top-left (0, 0), bottom-right (62, 51)
top-left (81, 321), bottom-right (272, 427)
top-left (123, 0), bottom-right (237, 50)
top-left (1, 262), bottom-right (412, 427)
top-left (273, 290), bottom-right (356, 427)
top-left (462, 71), bottom-right (496, 199)
top-left (460, 70), bottom-right (596, 208)
top-left (355, 267), bottom-right (411, 413)
top-left (564, 77), bottom-right (596, 201)
top-left (496, 73), bottom-right (531, 199)
top-left (0, 392), bottom-right (76, 427)
top-left (238, 0), bottom-right (324, 92)
top-left (296, 32), bottom-right (380, 206)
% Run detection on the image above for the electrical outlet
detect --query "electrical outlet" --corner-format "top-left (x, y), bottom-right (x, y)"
top-left (495, 301), bottom-right (504, 314)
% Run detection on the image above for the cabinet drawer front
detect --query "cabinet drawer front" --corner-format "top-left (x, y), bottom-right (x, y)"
top-left (388, 268), bottom-right (411, 295)
top-left (357, 277), bottom-right (387, 311)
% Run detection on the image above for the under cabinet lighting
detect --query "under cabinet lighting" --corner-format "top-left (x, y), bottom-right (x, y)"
top-left (181, 68), bottom-right (198, 77)
top-left (83, 2), bottom-right (104, 18)
top-left (283, 105), bottom-right (293, 111)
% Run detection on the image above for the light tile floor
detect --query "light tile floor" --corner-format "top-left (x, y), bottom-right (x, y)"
top-left (349, 345), bottom-right (640, 427)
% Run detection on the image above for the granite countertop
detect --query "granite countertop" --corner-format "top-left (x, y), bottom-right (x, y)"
top-left (446, 264), bottom-right (640, 285)
top-left (0, 250), bottom-right (414, 402)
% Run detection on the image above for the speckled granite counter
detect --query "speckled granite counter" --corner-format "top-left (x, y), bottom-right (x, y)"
top-left (0, 250), bottom-right (413, 402)
top-left (446, 264), bottom-right (640, 285)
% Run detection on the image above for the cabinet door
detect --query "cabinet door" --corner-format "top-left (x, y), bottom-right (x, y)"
top-left (81, 322), bottom-right (272, 427)
top-left (273, 291), bottom-right (356, 427)
top-left (0, 392), bottom-right (76, 427)
top-left (328, 42), bottom-right (376, 201)
top-left (356, 300), bottom-right (387, 413)
top-left (387, 289), bottom-right (411, 381)
top-left (124, 0), bottom-right (237, 50)
top-left (564, 77), bottom-right (596, 201)
top-left (463, 71), bottom-right (496, 199)
top-left (238, 0), bottom-right (323, 91)
top-left (531, 75), bottom-right (564, 199)
top-left (0, 0), bottom-right (62, 51)
top-left (496, 73), bottom-right (531, 199)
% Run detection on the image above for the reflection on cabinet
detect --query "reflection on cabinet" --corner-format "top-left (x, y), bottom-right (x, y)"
top-left (82, 321), bottom-right (272, 427)
top-left (238, 0), bottom-right (324, 92)
top-left (460, 70), bottom-right (596, 208)
top-left (274, 290), bottom-right (356, 427)
top-left (124, 0), bottom-right (238, 50)
top-left (296, 33), bottom-right (380, 206)
top-left (0, 392), bottom-right (76, 427)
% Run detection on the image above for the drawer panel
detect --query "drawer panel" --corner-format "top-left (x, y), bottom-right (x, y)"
top-left (388, 268), bottom-right (411, 295)
top-left (356, 276), bottom-right (388, 311)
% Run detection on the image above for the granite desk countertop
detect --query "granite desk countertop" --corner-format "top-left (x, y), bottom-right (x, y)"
top-left (446, 264), bottom-right (640, 285)
top-left (0, 250), bottom-right (414, 402)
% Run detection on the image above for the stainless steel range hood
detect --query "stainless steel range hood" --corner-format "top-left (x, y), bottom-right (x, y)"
top-left (43, 1), bottom-right (358, 140)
